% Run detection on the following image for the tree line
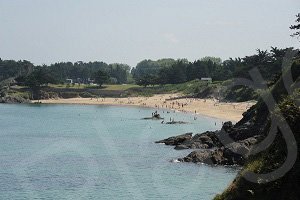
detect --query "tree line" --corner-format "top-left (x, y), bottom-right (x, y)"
top-left (0, 60), bottom-right (131, 85)
top-left (0, 47), bottom-right (295, 88)
top-left (131, 47), bottom-right (292, 87)
top-left (46, 61), bottom-right (131, 84)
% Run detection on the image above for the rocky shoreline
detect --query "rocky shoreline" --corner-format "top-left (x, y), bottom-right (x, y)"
top-left (0, 95), bottom-right (30, 104)
top-left (156, 105), bottom-right (264, 166)
top-left (155, 59), bottom-right (300, 199)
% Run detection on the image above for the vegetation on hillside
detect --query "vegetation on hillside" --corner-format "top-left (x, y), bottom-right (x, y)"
top-left (0, 47), bottom-right (293, 102)
top-left (131, 48), bottom-right (290, 87)
top-left (214, 54), bottom-right (300, 200)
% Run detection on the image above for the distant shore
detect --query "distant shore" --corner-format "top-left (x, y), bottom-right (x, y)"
top-left (33, 94), bottom-right (256, 122)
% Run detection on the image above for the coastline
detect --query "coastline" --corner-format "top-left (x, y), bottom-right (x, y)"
top-left (33, 94), bottom-right (256, 122)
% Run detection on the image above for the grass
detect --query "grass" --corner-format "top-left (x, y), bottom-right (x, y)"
top-left (48, 84), bottom-right (96, 89)
top-left (101, 84), bottom-right (141, 90)
top-left (9, 80), bottom-right (227, 98)
top-left (47, 83), bottom-right (141, 91)
top-left (43, 81), bottom-right (221, 97)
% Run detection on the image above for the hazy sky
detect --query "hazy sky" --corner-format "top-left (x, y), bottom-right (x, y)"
top-left (0, 0), bottom-right (299, 67)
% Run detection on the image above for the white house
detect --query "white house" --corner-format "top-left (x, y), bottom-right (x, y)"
top-left (201, 77), bottom-right (212, 83)
top-left (66, 79), bottom-right (73, 84)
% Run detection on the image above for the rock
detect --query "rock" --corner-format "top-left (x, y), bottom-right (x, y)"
top-left (222, 121), bottom-right (234, 132)
top-left (173, 131), bottom-right (221, 150)
top-left (181, 149), bottom-right (229, 165)
top-left (182, 150), bottom-right (215, 165)
top-left (192, 133), bottom-right (215, 147)
top-left (142, 116), bottom-right (164, 120)
top-left (155, 133), bottom-right (193, 145)
top-left (223, 137), bottom-right (258, 164)
top-left (165, 121), bottom-right (189, 124)
top-left (0, 95), bottom-right (30, 104)
top-left (180, 137), bottom-right (259, 166)
top-left (174, 145), bottom-right (190, 150)
top-left (157, 112), bottom-right (264, 166)
top-left (156, 131), bottom-right (223, 150)
top-left (156, 132), bottom-right (221, 150)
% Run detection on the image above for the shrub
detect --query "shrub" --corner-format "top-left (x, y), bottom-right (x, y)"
top-left (79, 92), bottom-right (96, 98)
top-left (59, 92), bottom-right (79, 99)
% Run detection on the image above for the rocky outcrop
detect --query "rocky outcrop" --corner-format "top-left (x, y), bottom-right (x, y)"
top-left (179, 137), bottom-right (259, 165)
top-left (0, 95), bottom-right (30, 103)
top-left (155, 133), bottom-right (193, 146)
top-left (175, 131), bottom-right (222, 149)
top-left (214, 58), bottom-right (300, 200)
top-left (156, 130), bottom-right (223, 150)
top-left (166, 121), bottom-right (189, 125)
top-left (156, 115), bottom-right (264, 166)
top-left (142, 116), bottom-right (164, 120)
top-left (143, 113), bottom-right (164, 120)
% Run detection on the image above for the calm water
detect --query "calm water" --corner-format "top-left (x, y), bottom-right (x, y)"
top-left (0, 104), bottom-right (237, 200)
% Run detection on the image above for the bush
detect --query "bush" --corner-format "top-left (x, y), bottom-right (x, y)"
top-left (48, 92), bottom-right (59, 99)
top-left (19, 92), bottom-right (31, 100)
top-left (0, 95), bottom-right (30, 103)
top-left (224, 85), bottom-right (258, 102)
top-left (59, 92), bottom-right (79, 99)
top-left (79, 92), bottom-right (96, 98)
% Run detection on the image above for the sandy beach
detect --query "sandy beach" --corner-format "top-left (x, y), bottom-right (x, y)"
top-left (34, 94), bottom-right (256, 122)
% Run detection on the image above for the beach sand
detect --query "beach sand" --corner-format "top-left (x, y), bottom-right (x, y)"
top-left (34, 94), bottom-right (256, 122)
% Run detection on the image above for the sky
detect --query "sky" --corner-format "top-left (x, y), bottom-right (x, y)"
top-left (0, 0), bottom-right (299, 67)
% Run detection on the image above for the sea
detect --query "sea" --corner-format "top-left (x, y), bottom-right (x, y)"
top-left (0, 104), bottom-right (238, 200)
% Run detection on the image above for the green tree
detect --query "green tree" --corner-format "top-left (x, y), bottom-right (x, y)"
top-left (109, 63), bottom-right (130, 84)
top-left (168, 60), bottom-right (187, 84)
top-left (94, 70), bottom-right (109, 87)
top-left (25, 68), bottom-right (56, 100)
top-left (136, 75), bottom-right (152, 87)
top-left (290, 13), bottom-right (300, 39)
top-left (200, 56), bottom-right (222, 65)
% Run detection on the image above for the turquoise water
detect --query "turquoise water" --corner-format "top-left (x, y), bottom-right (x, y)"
top-left (0, 104), bottom-right (237, 200)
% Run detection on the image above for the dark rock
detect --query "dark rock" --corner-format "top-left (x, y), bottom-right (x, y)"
top-left (182, 150), bottom-right (215, 165)
top-left (180, 137), bottom-right (258, 166)
top-left (222, 121), bottom-right (234, 132)
top-left (191, 133), bottom-right (215, 147)
top-left (142, 116), bottom-right (164, 120)
top-left (157, 131), bottom-right (223, 150)
top-left (173, 131), bottom-right (222, 150)
top-left (174, 145), bottom-right (190, 150)
top-left (155, 133), bottom-right (192, 145)
top-left (181, 149), bottom-right (231, 165)
top-left (0, 95), bottom-right (30, 104)
top-left (156, 109), bottom-right (265, 166)
top-left (165, 121), bottom-right (189, 124)
top-left (227, 137), bottom-right (257, 153)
